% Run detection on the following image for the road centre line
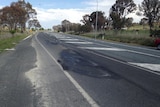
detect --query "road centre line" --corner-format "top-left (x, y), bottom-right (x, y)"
top-left (103, 39), bottom-right (159, 53)
top-left (64, 35), bottom-right (160, 58)
top-left (72, 34), bottom-right (159, 52)
top-left (55, 36), bottom-right (71, 39)
top-left (56, 35), bottom-right (160, 58)
top-left (81, 49), bottom-right (160, 76)
top-left (57, 35), bottom-right (160, 58)
top-left (88, 40), bottom-right (160, 58)
top-left (79, 47), bottom-right (126, 51)
top-left (125, 49), bottom-right (160, 58)
top-left (35, 35), bottom-right (100, 107)
top-left (59, 38), bottom-right (79, 41)
top-left (55, 34), bottom-right (160, 72)
top-left (129, 62), bottom-right (160, 72)
top-left (65, 41), bottom-right (93, 44)
top-left (78, 45), bottom-right (160, 72)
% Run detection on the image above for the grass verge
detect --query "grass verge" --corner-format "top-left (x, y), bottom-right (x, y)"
top-left (0, 33), bottom-right (29, 53)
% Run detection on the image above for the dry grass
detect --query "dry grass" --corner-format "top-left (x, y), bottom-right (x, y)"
top-left (81, 30), bottom-right (155, 47)
top-left (0, 32), bottom-right (12, 39)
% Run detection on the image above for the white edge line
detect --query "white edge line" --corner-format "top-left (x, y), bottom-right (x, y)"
top-left (23, 35), bottom-right (32, 41)
top-left (35, 35), bottom-right (100, 107)
top-left (5, 48), bottom-right (15, 51)
top-left (65, 42), bottom-right (93, 44)
top-left (78, 47), bottom-right (125, 51)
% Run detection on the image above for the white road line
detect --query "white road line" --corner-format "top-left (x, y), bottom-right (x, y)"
top-left (93, 41), bottom-right (160, 58)
top-left (79, 47), bottom-right (126, 51)
top-left (65, 41), bottom-right (93, 44)
top-left (59, 39), bottom-right (79, 41)
top-left (23, 35), bottom-right (32, 41)
top-left (125, 49), bottom-right (160, 58)
top-left (35, 35), bottom-right (100, 107)
top-left (83, 50), bottom-right (160, 76)
top-left (105, 40), bottom-right (159, 52)
top-left (56, 37), bottom-right (71, 39)
top-left (129, 62), bottom-right (160, 72)
top-left (70, 36), bottom-right (160, 58)
top-left (5, 48), bottom-right (15, 51)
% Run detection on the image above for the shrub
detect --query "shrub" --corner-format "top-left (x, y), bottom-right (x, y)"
top-left (10, 30), bottom-right (16, 36)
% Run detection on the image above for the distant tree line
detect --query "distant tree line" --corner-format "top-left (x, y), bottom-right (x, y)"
top-left (53, 0), bottom-right (160, 36)
top-left (0, 0), bottom-right (41, 32)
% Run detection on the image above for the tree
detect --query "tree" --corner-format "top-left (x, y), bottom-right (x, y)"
top-left (61, 20), bottom-right (71, 32)
top-left (105, 17), bottom-right (112, 30)
top-left (125, 17), bottom-right (133, 28)
top-left (12, 0), bottom-right (37, 31)
top-left (90, 11), bottom-right (106, 30)
top-left (139, 18), bottom-right (148, 29)
top-left (80, 14), bottom-right (92, 32)
top-left (0, 0), bottom-right (38, 32)
top-left (80, 24), bottom-right (92, 33)
top-left (70, 23), bottom-right (81, 33)
top-left (81, 14), bottom-right (90, 25)
top-left (138, 0), bottom-right (160, 35)
top-left (110, 12), bottom-right (124, 29)
top-left (0, 6), bottom-right (13, 30)
top-left (109, 0), bottom-right (136, 30)
top-left (28, 19), bottom-right (41, 29)
top-left (0, 5), bottom-right (26, 31)
top-left (11, 2), bottom-right (27, 31)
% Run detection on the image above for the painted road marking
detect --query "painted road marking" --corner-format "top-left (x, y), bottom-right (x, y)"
top-left (59, 38), bottom-right (79, 41)
top-left (129, 62), bottom-right (160, 72)
top-left (79, 46), bottom-right (160, 72)
top-left (55, 36), bottom-right (71, 39)
top-left (23, 35), bottom-right (32, 41)
top-left (5, 48), bottom-right (15, 51)
top-left (79, 47), bottom-right (126, 51)
top-left (65, 41), bottom-right (93, 44)
top-left (35, 35), bottom-right (100, 107)
top-left (54, 35), bottom-right (71, 39)
top-left (95, 40), bottom-right (160, 58)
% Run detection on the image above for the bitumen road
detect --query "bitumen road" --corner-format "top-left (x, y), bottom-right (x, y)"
top-left (0, 32), bottom-right (160, 107)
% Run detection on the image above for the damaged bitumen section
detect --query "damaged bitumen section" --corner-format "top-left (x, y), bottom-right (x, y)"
top-left (58, 49), bottom-right (119, 79)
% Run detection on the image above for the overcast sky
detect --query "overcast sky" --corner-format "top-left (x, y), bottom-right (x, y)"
top-left (0, 0), bottom-right (143, 29)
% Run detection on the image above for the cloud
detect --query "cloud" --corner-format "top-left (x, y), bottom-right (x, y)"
top-left (83, 0), bottom-right (115, 16)
top-left (84, 0), bottom-right (114, 7)
top-left (0, 5), bottom-right (4, 9)
top-left (34, 0), bottom-right (116, 28)
top-left (35, 7), bottom-right (89, 28)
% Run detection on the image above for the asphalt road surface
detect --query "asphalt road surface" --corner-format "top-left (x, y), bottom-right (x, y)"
top-left (0, 32), bottom-right (160, 107)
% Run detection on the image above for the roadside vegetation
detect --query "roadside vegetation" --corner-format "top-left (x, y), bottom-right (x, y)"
top-left (0, 31), bottom-right (29, 53)
top-left (79, 24), bottom-right (154, 46)
top-left (0, 0), bottom-right (41, 53)
top-left (53, 0), bottom-right (160, 47)
top-left (81, 29), bottom-right (155, 47)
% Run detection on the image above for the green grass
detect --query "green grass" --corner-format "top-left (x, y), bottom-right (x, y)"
top-left (0, 33), bottom-right (29, 53)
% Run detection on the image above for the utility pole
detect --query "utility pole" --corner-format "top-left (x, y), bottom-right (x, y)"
top-left (95, 0), bottom-right (98, 39)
